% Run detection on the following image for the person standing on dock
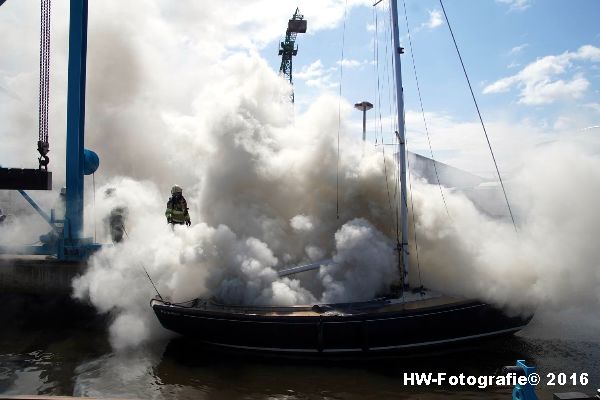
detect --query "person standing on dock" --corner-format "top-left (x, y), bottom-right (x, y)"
top-left (165, 185), bottom-right (191, 227)
top-left (104, 188), bottom-right (128, 243)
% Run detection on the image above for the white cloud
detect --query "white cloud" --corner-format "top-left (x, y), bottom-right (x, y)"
top-left (575, 45), bottom-right (600, 61)
top-left (295, 59), bottom-right (338, 90)
top-left (584, 103), bottom-right (600, 113)
top-left (507, 61), bottom-right (521, 69)
top-left (508, 43), bottom-right (529, 55)
top-left (523, 74), bottom-right (589, 105)
top-left (425, 9), bottom-right (443, 29)
top-left (408, 8), bottom-right (444, 35)
top-left (496, 0), bottom-right (532, 12)
top-left (337, 59), bottom-right (362, 68)
top-left (295, 60), bottom-right (326, 80)
top-left (336, 58), bottom-right (371, 69)
top-left (366, 22), bottom-right (376, 32)
top-left (142, 1), bottom-right (373, 52)
top-left (484, 45), bottom-right (600, 105)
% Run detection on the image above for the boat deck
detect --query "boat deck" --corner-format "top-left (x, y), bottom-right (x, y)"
top-left (160, 291), bottom-right (472, 318)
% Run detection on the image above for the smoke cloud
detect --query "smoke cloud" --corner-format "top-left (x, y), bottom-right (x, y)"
top-left (413, 142), bottom-right (600, 312)
top-left (72, 87), bottom-right (402, 349)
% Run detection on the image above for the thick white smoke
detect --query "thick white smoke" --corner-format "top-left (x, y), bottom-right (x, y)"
top-left (413, 141), bottom-right (600, 312)
top-left (74, 130), bottom-right (600, 350)
top-left (320, 218), bottom-right (397, 303)
top-left (72, 88), bottom-right (402, 349)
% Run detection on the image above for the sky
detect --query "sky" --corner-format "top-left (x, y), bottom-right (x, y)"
top-left (1, 0), bottom-right (599, 178)
top-left (262, 0), bottom-right (600, 175)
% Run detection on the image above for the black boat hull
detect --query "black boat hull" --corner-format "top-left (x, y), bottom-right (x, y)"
top-left (152, 296), bottom-right (531, 354)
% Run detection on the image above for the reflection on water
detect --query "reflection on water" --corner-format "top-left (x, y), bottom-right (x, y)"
top-left (1, 322), bottom-right (598, 400)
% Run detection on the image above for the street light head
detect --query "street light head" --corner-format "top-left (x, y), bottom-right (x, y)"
top-left (354, 101), bottom-right (373, 111)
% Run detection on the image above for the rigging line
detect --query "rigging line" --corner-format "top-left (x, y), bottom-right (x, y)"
top-left (44, 0), bottom-right (50, 142)
top-left (393, 146), bottom-right (401, 248)
top-left (374, 2), bottom-right (396, 231)
top-left (386, 0), bottom-right (397, 131)
top-left (43, 0), bottom-right (48, 141)
top-left (398, 127), bottom-right (414, 294)
top-left (386, 1), bottom-right (397, 149)
top-left (336, 0), bottom-right (348, 220)
top-left (44, 0), bottom-right (51, 142)
top-left (37, 0), bottom-right (51, 169)
top-left (374, 5), bottom-right (385, 146)
top-left (92, 172), bottom-right (97, 243)
top-left (380, 5), bottom-right (389, 139)
top-left (121, 226), bottom-right (164, 301)
top-left (38, 0), bottom-right (45, 143)
top-left (439, 0), bottom-right (517, 231)
top-left (378, 1), bottom-right (400, 241)
top-left (373, 5), bottom-right (380, 146)
top-left (405, 137), bottom-right (423, 290)
top-left (387, 2), bottom-right (400, 209)
top-left (387, 2), bottom-right (401, 244)
top-left (41, 1), bottom-right (46, 139)
top-left (402, 0), bottom-right (451, 220)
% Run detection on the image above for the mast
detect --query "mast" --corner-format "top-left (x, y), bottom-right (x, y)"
top-left (390, 0), bottom-right (410, 289)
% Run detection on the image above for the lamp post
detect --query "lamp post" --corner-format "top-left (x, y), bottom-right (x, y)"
top-left (354, 101), bottom-right (373, 142)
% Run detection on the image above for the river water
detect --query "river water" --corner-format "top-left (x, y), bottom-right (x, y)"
top-left (1, 313), bottom-right (598, 400)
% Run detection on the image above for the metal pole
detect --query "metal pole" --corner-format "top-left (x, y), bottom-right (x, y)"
top-left (390, 0), bottom-right (410, 288)
top-left (362, 109), bottom-right (366, 141)
top-left (64, 0), bottom-right (88, 242)
top-left (354, 102), bottom-right (372, 142)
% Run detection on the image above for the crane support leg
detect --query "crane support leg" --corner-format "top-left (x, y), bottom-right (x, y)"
top-left (64, 0), bottom-right (88, 242)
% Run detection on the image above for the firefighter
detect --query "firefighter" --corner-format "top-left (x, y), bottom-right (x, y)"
top-left (104, 188), bottom-right (127, 243)
top-left (165, 185), bottom-right (191, 226)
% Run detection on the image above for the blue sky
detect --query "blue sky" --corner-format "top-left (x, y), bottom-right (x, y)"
top-left (259, 0), bottom-right (600, 173)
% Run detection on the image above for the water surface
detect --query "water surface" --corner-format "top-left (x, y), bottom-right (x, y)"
top-left (1, 316), bottom-right (598, 400)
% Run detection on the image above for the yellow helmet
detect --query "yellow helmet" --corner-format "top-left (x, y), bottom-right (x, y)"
top-left (171, 185), bottom-right (183, 195)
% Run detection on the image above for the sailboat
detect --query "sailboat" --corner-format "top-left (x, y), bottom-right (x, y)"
top-left (151, 0), bottom-right (532, 354)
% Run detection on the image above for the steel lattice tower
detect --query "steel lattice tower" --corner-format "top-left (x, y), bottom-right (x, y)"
top-left (278, 8), bottom-right (307, 103)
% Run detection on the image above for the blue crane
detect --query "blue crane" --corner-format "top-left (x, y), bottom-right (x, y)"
top-left (0, 0), bottom-right (101, 261)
